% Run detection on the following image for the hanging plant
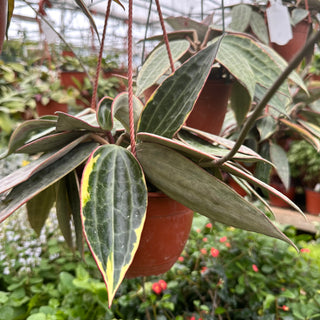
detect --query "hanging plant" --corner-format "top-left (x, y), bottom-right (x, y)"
top-left (1, 0), bottom-right (320, 308)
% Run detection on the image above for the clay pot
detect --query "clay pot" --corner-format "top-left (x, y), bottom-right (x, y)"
top-left (125, 192), bottom-right (193, 278)
top-left (228, 179), bottom-right (247, 197)
top-left (59, 71), bottom-right (87, 89)
top-left (186, 79), bottom-right (233, 135)
top-left (305, 189), bottom-right (320, 215)
top-left (269, 184), bottom-right (295, 208)
top-left (0, 0), bottom-right (8, 53)
top-left (36, 100), bottom-right (68, 117)
top-left (271, 20), bottom-right (311, 62)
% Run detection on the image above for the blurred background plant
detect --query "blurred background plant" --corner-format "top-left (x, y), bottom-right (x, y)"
top-left (0, 206), bottom-right (319, 320)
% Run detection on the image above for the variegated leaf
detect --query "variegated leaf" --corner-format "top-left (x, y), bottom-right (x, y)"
top-left (80, 144), bottom-right (147, 306)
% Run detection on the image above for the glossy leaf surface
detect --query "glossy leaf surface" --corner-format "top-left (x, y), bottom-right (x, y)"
top-left (81, 144), bottom-right (147, 306)
top-left (111, 93), bottom-right (144, 132)
top-left (97, 96), bottom-right (113, 131)
top-left (0, 142), bottom-right (98, 223)
top-left (138, 41), bottom-right (220, 138)
top-left (3, 118), bottom-right (56, 157)
top-left (26, 184), bottom-right (56, 236)
top-left (56, 178), bottom-right (73, 249)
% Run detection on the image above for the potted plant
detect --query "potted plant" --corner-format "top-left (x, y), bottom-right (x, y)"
top-left (136, 14), bottom-right (307, 135)
top-left (19, 67), bottom-right (79, 116)
top-left (288, 139), bottom-right (320, 214)
top-left (2, 0), bottom-right (320, 309)
top-left (0, 38), bottom-right (307, 306)
top-left (58, 55), bottom-right (89, 89)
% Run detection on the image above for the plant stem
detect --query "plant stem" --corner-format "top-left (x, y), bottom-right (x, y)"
top-left (215, 29), bottom-right (320, 166)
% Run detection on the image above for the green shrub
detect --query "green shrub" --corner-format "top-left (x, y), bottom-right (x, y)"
top-left (0, 212), bottom-right (320, 320)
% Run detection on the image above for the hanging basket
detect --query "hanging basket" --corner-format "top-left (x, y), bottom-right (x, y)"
top-left (125, 192), bottom-right (193, 278)
top-left (0, 0), bottom-right (7, 53)
top-left (186, 79), bottom-right (232, 135)
top-left (271, 20), bottom-right (311, 62)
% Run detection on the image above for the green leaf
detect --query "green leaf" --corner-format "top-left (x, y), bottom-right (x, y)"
top-left (259, 43), bottom-right (308, 93)
top-left (0, 142), bottom-right (98, 223)
top-left (65, 171), bottom-right (84, 256)
top-left (6, 0), bottom-right (14, 36)
top-left (256, 116), bottom-right (277, 141)
top-left (136, 40), bottom-right (190, 97)
top-left (80, 144), bottom-right (148, 306)
top-left (270, 142), bottom-right (290, 190)
top-left (230, 81), bottom-right (251, 125)
top-left (165, 16), bottom-right (210, 42)
top-left (56, 112), bottom-right (102, 132)
top-left (250, 11), bottom-right (269, 44)
top-left (138, 41), bottom-right (221, 138)
top-left (0, 135), bottom-right (93, 195)
top-left (215, 34), bottom-right (297, 112)
top-left (16, 131), bottom-right (87, 154)
top-left (26, 184), bottom-right (56, 236)
top-left (136, 142), bottom-right (296, 248)
top-left (111, 93), bottom-right (144, 132)
top-left (74, 0), bottom-right (100, 42)
top-left (138, 132), bottom-right (268, 164)
top-left (229, 4), bottom-right (252, 32)
top-left (215, 36), bottom-right (255, 104)
top-left (291, 8), bottom-right (309, 26)
top-left (56, 178), bottom-right (73, 249)
top-left (97, 96), bottom-right (113, 131)
top-left (3, 119), bottom-right (56, 157)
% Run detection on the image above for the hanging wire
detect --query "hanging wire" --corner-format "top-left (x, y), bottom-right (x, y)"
top-left (141, 0), bottom-right (153, 67)
top-left (221, 0), bottom-right (225, 33)
top-left (128, 0), bottom-right (136, 156)
top-left (91, 0), bottom-right (112, 110)
top-left (201, 0), bottom-right (204, 20)
top-left (154, 0), bottom-right (175, 73)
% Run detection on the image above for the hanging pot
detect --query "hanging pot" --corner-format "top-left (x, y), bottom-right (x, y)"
top-left (305, 189), bottom-right (320, 215)
top-left (271, 20), bottom-right (311, 62)
top-left (36, 100), bottom-right (68, 117)
top-left (125, 192), bottom-right (193, 278)
top-left (0, 0), bottom-right (8, 53)
top-left (186, 79), bottom-right (233, 135)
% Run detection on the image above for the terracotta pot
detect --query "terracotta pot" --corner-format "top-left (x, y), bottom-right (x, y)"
top-left (125, 192), bottom-right (193, 278)
top-left (228, 179), bottom-right (247, 197)
top-left (269, 183), bottom-right (295, 208)
top-left (186, 79), bottom-right (232, 135)
top-left (36, 100), bottom-right (68, 117)
top-left (59, 71), bottom-right (87, 89)
top-left (62, 50), bottom-right (75, 58)
top-left (271, 20), bottom-right (311, 62)
top-left (0, 0), bottom-right (8, 53)
top-left (305, 189), bottom-right (320, 215)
